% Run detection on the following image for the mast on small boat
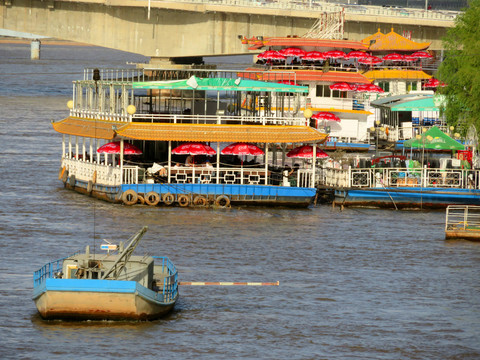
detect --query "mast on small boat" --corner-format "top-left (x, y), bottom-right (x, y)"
top-left (101, 226), bottom-right (148, 280)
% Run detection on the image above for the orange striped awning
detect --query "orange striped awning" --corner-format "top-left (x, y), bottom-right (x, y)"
top-left (51, 117), bottom-right (128, 139)
top-left (117, 123), bottom-right (327, 144)
top-left (243, 69), bottom-right (371, 84)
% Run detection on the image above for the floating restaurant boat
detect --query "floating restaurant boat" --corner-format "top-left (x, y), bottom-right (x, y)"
top-left (52, 68), bottom-right (327, 208)
top-left (33, 227), bottom-right (179, 320)
top-left (445, 205), bottom-right (480, 241)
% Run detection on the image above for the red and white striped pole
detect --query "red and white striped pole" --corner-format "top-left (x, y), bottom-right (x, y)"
top-left (179, 281), bottom-right (279, 286)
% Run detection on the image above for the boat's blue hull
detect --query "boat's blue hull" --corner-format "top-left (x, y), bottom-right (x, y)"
top-left (335, 187), bottom-right (480, 209)
top-left (33, 279), bottom-right (177, 320)
top-left (64, 177), bottom-right (316, 207)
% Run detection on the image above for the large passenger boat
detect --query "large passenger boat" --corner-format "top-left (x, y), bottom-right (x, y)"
top-left (52, 68), bottom-right (327, 208)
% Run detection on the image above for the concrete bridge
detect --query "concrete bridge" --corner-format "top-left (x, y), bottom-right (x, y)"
top-left (0, 0), bottom-right (457, 63)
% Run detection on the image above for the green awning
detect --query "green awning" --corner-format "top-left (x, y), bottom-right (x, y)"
top-left (390, 97), bottom-right (439, 112)
top-left (132, 76), bottom-right (309, 93)
top-left (404, 126), bottom-right (464, 150)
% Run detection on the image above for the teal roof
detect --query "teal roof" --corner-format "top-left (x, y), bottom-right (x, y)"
top-left (390, 97), bottom-right (438, 112)
top-left (132, 76), bottom-right (309, 93)
top-left (371, 94), bottom-right (445, 112)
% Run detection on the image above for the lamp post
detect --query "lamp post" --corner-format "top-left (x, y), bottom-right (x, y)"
top-left (370, 120), bottom-right (384, 157)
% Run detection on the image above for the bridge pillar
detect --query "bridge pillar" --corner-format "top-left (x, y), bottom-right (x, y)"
top-left (31, 39), bottom-right (41, 60)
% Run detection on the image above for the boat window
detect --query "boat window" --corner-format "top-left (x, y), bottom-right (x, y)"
top-left (378, 81), bottom-right (390, 92)
top-left (406, 81), bottom-right (417, 91)
top-left (315, 85), bottom-right (331, 98)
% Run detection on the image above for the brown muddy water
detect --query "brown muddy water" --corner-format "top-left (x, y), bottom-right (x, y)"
top-left (0, 44), bottom-right (479, 359)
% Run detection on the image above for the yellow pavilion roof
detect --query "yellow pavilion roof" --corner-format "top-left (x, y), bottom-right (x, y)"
top-left (52, 117), bottom-right (327, 143)
top-left (117, 122), bottom-right (327, 143)
top-left (362, 29), bottom-right (431, 51)
top-left (363, 69), bottom-right (432, 81)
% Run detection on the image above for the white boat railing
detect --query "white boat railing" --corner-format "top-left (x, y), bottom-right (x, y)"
top-left (320, 166), bottom-right (480, 189)
top-left (70, 109), bottom-right (131, 122)
top-left (445, 205), bottom-right (480, 232)
top-left (62, 157), bottom-right (122, 186)
top-left (131, 113), bottom-right (306, 126)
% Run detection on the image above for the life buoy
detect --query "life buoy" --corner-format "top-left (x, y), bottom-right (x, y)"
top-left (58, 166), bottom-right (66, 180)
top-left (122, 189), bottom-right (138, 206)
top-left (162, 193), bottom-right (175, 206)
top-left (92, 170), bottom-right (97, 184)
top-left (193, 195), bottom-right (208, 206)
top-left (177, 194), bottom-right (190, 207)
top-left (87, 180), bottom-right (93, 193)
top-left (215, 195), bottom-right (231, 208)
top-left (137, 194), bottom-right (145, 205)
top-left (145, 191), bottom-right (160, 206)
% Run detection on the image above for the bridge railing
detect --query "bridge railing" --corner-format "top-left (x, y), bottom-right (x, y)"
top-left (154, 0), bottom-right (458, 21)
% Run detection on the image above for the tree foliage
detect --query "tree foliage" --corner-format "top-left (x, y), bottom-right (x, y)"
top-left (437, 0), bottom-right (480, 135)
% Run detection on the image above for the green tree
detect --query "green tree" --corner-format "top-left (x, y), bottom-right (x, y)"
top-left (437, 0), bottom-right (480, 135)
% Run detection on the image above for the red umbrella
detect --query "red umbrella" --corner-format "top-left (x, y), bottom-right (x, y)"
top-left (382, 53), bottom-right (404, 62)
top-left (357, 56), bottom-right (383, 65)
top-left (302, 51), bottom-right (325, 61)
top-left (323, 50), bottom-right (346, 59)
top-left (221, 142), bottom-right (264, 156)
top-left (287, 145), bottom-right (329, 158)
top-left (424, 78), bottom-right (446, 88)
top-left (312, 112), bottom-right (341, 122)
top-left (97, 141), bottom-right (142, 155)
top-left (367, 84), bottom-right (385, 93)
top-left (172, 142), bottom-right (216, 155)
top-left (329, 82), bottom-right (356, 91)
top-left (355, 84), bottom-right (372, 92)
top-left (258, 50), bottom-right (286, 60)
top-left (345, 51), bottom-right (368, 60)
top-left (279, 47), bottom-right (306, 58)
top-left (411, 51), bottom-right (433, 59)
top-left (402, 55), bottom-right (417, 62)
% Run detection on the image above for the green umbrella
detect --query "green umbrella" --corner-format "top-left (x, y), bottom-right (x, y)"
top-left (403, 126), bottom-right (464, 150)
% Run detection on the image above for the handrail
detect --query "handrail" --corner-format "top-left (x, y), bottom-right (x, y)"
top-left (152, 256), bottom-right (178, 302)
top-left (445, 205), bottom-right (480, 232)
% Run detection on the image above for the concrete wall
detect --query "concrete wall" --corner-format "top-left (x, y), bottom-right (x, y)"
top-left (0, 0), bottom-right (451, 59)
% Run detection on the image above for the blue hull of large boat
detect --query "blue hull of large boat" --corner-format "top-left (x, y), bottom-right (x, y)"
top-left (335, 187), bottom-right (480, 209)
top-left (64, 177), bottom-right (316, 207)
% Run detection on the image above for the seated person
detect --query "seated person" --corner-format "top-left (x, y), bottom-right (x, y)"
top-left (173, 162), bottom-right (181, 169)
top-left (146, 163), bottom-right (167, 179)
top-left (185, 155), bottom-right (195, 167)
top-left (203, 160), bottom-right (214, 169)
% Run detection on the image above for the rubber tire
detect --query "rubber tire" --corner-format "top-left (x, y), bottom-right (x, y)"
top-left (145, 192), bottom-right (160, 206)
top-left (162, 193), bottom-right (175, 206)
top-left (137, 194), bottom-right (145, 205)
top-left (87, 180), bottom-right (93, 193)
top-left (193, 195), bottom-right (208, 206)
top-left (122, 189), bottom-right (138, 206)
top-left (177, 194), bottom-right (190, 207)
top-left (62, 169), bottom-right (69, 183)
top-left (68, 175), bottom-right (76, 188)
top-left (215, 195), bottom-right (231, 208)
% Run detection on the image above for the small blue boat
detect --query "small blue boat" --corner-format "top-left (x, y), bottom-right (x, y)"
top-left (33, 227), bottom-right (178, 320)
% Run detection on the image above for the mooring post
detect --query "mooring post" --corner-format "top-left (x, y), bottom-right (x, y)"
top-left (31, 39), bottom-right (41, 60)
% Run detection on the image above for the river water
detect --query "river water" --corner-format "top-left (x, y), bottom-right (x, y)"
top-left (0, 43), bottom-right (479, 359)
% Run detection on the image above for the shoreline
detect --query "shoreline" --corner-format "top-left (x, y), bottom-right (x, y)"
top-left (0, 37), bottom-right (91, 46)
